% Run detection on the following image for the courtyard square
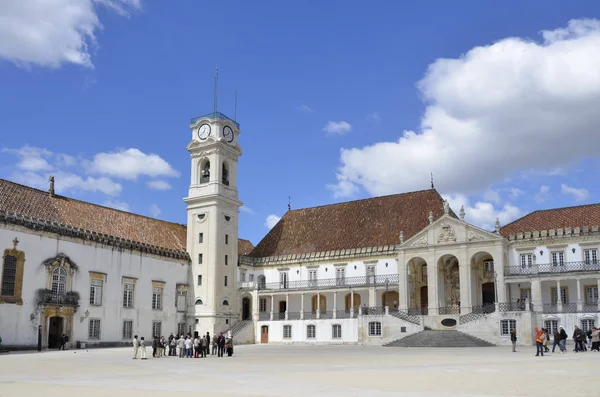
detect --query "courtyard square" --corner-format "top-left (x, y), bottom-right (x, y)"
top-left (0, 345), bottom-right (598, 397)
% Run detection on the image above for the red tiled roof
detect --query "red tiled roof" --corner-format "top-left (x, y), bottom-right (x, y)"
top-left (238, 238), bottom-right (254, 256)
top-left (500, 203), bottom-right (600, 237)
top-left (248, 189), bottom-right (451, 258)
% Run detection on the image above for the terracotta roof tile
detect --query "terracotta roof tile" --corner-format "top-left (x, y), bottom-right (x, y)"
top-left (500, 203), bottom-right (600, 237)
top-left (238, 238), bottom-right (254, 256)
top-left (248, 189), bottom-right (450, 258)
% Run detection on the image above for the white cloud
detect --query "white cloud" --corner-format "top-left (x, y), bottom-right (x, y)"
top-left (89, 148), bottom-right (179, 180)
top-left (534, 185), bottom-right (551, 204)
top-left (10, 169), bottom-right (122, 196)
top-left (265, 214), bottom-right (281, 229)
top-left (330, 19), bottom-right (600, 198)
top-left (507, 187), bottom-right (525, 199)
top-left (0, 0), bottom-right (141, 69)
top-left (323, 121), bottom-right (352, 135)
top-left (240, 206), bottom-right (254, 215)
top-left (146, 180), bottom-right (171, 190)
top-left (561, 184), bottom-right (589, 201)
top-left (443, 194), bottom-right (521, 230)
top-left (150, 203), bottom-right (161, 218)
top-left (104, 200), bottom-right (130, 212)
top-left (2, 146), bottom-right (53, 171)
top-left (483, 189), bottom-right (501, 204)
top-left (297, 104), bottom-right (314, 113)
top-left (367, 112), bottom-right (382, 123)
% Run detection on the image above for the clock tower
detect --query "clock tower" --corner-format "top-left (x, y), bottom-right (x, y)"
top-left (184, 109), bottom-right (242, 336)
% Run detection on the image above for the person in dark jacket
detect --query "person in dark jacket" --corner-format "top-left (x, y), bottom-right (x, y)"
top-left (559, 327), bottom-right (568, 352)
top-left (152, 336), bottom-right (158, 357)
top-left (573, 326), bottom-right (586, 352)
top-left (510, 329), bottom-right (517, 352)
top-left (217, 333), bottom-right (225, 357)
top-left (205, 332), bottom-right (211, 355)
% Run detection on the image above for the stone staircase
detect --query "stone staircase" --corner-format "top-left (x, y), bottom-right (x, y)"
top-left (384, 330), bottom-right (494, 348)
top-left (226, 320), bottom-right (252, 337)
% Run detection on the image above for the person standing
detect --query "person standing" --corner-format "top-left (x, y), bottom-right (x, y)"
top-left (132, 335), bottom-right (139, 359)
top-left (152, 336), bottom-right (158, 358)
top-left (140, 337), bottom-right (147, 360)
top-left (510, 329), bottom-right (517, 352)
top-left (59, 334), bottom-right (68, 350)
top-left (205, 332), bottom-right (211, 356)
top-left (212, 334), bottom-right (218, 355)
top-left (559, 327), bottom-right (568, 353)
top-left (535, 326), bottom-right (545, 356)
top-left (591, 327), bottom-right (600, 351)
top-left (552, 328), bottom-right (561, 353)
top-left (218, 333), bottom-right (225, 357)
top-left (177, 335), bottom-right (185, 358)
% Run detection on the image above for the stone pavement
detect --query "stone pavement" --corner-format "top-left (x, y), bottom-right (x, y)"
top-left (0, 345), bottom-right (598, 397)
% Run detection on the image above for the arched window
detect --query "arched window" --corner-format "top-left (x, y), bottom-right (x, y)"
top-left (52, 268), bottom-right (67, 295)
top-left (200, 160), bottom-right (210, 183)
top-left (195, 298), bottom-right (203, 306)
top-left (222, 299), bottom-right (229, 306)
top-left (222, 161), bottom-right (230, 186)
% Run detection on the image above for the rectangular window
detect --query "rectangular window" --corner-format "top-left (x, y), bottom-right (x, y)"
top-left (520, 288), bottom-right (531, 301)
top-left (366, 265), bottom-right (376, 276)
top-left (308, 270), bottom-right (317, 286)
top-left (225, 255), bottom-right (228, 265)
top-left (249, 274), bottom-right (254, 282)
top-left (551, 251), bottom-right (565, 266)
top-left (259, 298), bottom-right (267, 312)
top-left (123, 282), bottom-right (134, 308)
top-left (1, 255), bottom-right (17, 297)
top-left (224, 276), bottom-right (228, 287)
top-left (89, 279), bottom-right (103, 306)
top-left (283, 325), bottom-right (292, 339)
top-left (368, 321), bottom-right (381, 336)
top-left (519, 254), bottom-right (532, 268)
top-left (581, 319), bottom-right (595, 332)
top-left (197, 275), bottom-right (202, 286)
top-left (332, 324), bottom-right (342, 339)
top-left (198, 253), bottom-right (203, 265)
top-left (152, 287), bottom-right (163, 310)
top-left (177, 322), bottom-right (186, 336)
top-left (500, 319), bottom-right (516, 336)
top-left (199, 233), bottom-right (203, 243)
top-left (544, 319), bottom-right (558, 335)
top-left (335, 267), bottom-right (345, 285)
top-left (307, 324), bottom-right (316, 339)
top-left (279, 272), bottom-right (288, 289)
top-left (551, 287), bottom-right (568, 304)
top-left (122, 320), bottom-right (133, 340)
top-left (152, 321), bottom-right (162, 338)
top-left (584, 249), bottom-right (598, 264)
top-left (585, 286), bottom-right (599, 304)
top-left (88, 319), bottom-right (101, 339)
top-left (176, 290), bottom-right (187, 312)
top-left (240, 272), bottom-right (246, 282)
top-left (225, 234), bottom-right (229, 244)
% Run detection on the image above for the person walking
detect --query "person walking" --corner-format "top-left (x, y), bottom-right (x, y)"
top-left (535, 326), bottom-right (545, 356)
top-left (217, 333), bottom-right (225, 357)
top-left (559, 326), bottom-right (568, 353)
top-left (212, 334), bottom-right (218, 355)
top-left (510, 329), bottom-right (517, 352)
top-left (591, 327), bottom-right (600, 351)
top-left (177, 335), bottom-right (185, 358)
top-left (205, 332), bottom-right (211, 356)
top-left (140, 337), bottom-right (147, 360)
top-left (132, 335), bottom-right (139, 359)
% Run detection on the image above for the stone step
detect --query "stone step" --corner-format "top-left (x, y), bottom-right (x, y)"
top-left (384, 330), bottom-right (494, 348)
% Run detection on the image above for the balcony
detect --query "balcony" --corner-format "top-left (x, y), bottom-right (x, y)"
top-left (505, 260), bottom-right (600, 276)
top-left (241, 274), bottom-right (399, 292)
top-left (542, 302), bottom-right (599, 314)
top-left (36, 289), bottom-right (79, 307)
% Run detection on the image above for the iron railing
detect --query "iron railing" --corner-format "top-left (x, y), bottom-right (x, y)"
top-left (361, 306), bottom-right (385, 316)
top-left (471, 304), bottom-right (496, 314)
top-left (388, 308), bottom-right (421, 325)
top-left (438, 306), bottom-right (460, 315)
top-left (38, 292), bottom-right (79, 306)
top-left (498, 302), bottom-right (526, 312)
top-left (190, 111), bottom-right (240, 129)
top-left (543, 303), bottom-right (599, 314)
top-left (505, 261), bottom-right (600, 276)
top-left (483, 270), bottom-right (495, 279)
top-left (245, 274), bottom-right (400, 292)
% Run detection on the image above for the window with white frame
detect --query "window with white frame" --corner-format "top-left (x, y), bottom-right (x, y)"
top-left (335, 267), bottom-right (345, 285)
top-left (123, 282), bottom-right (134, 308)
top-left (368, 321), bottom-right (381, 336)
top-left (500, 319), bottom-right (516, 336)
top-left (283, 325), bottom-right (292, 339)
top-left (240, 272), bottom-right (246, 282)
top-left (279, 272), bottom-right (288, 289)
top-left (520, 288), bottom-right (531, 301)
top-left (519, 254), bottom-right (533, 268)
top-left (544, 319), bottom-right (558, 335)
top-left (259, 298), bottom-right (267, 312)
top-left (308, 269), bottom-right (317, 286)
top-left (551, 251), bottom-right (565, 266)
top-left (52, 267), bottom-right (67, 295)
top-left (258, 275), bottom-right (266, 289)
top-left (581, 319), bottom-right (595, 332)
top-left (483, 260), bottom-right (494, 275)
top-left (152, 321), bottom-right (162, 338)
top-left (122, 320), bottom-right (133, 340)
top-left (176, 289), bottom-right (187, 312)
top-left (584, 249), bottom-right (598, 265)
top-left (585, 286), bottom-right (599, 304)
top-left (88, 319), bottom-right (101, 339)
top-left (249, 274), bottom-right (255, 282)
top-left (551, 287), bottom-right (568, 304)
top-left (152, 286), bottom-right (163, 310)
top-left (307, 324), bottom-right (316, 339)
top-left (177, 322), bottom-right (186, 336)
top-left (332, 324), bottom-right (342, 339)
top-left (89, 279), bottom-right (103, 306)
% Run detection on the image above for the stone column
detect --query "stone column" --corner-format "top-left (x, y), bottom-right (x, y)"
top-left (576, 279), bottom-right (583, 312)
top-left (269, 295), bottom-right (274, 321)
top-left (494, 244), bottom-right (507, 303)
top-left (427, 256), bottom-right (439, 316)
top-left (251, 291), bottom-right (259, 322)
top-left (333, 291), bottom-right (337, 319)
top-left (350, 291), bottom-right (354, 318)
top-left (597, 279), bottom-right (600, 312)
top-left (285, 293), bottom-right (289, 320)
top-left (316, 293), bottom-right (321, 319)
top-left (398, 254), bottom-right (409, 311)
top-left (531, 279), bottom-right (542, 312)
top-left (459, 250), bottom-right (471, 315)
top-left (300, 293), bottom-right (304, 320)
top-left (556, 280), bottom-right (563, 312)
top-left (368, 286), bottom-right (376, 307)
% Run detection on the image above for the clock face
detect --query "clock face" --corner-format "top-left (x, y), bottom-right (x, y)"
top-left (197, 124), bottom-right (211, 140)
top-left (223, 126), bottom-right (234, 143)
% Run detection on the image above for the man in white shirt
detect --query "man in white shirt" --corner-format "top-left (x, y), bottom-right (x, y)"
top-left (132, 335), bottom-right (139, 359)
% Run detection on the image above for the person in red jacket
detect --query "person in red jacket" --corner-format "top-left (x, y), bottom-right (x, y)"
top-left (535, 327), bottom-right (546, 356)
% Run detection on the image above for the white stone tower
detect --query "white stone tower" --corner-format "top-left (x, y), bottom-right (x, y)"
top-left (184, 108), bottom-right (242, 336)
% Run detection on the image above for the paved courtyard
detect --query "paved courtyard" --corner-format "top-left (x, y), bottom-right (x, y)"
top-left (0, 345), bottom-right (598, 396)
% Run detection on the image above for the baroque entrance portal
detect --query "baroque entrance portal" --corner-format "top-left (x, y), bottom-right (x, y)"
top-left (48, 316), bottom-right (63, 348)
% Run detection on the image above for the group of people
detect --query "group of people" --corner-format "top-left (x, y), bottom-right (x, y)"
top-left (131, 332), bottom-right (234, 360)
top-left (528, 326), bottom-right (600, 356)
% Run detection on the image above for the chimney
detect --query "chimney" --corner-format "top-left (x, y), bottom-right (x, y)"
top-left (48, 175), bottom-right (55, 196)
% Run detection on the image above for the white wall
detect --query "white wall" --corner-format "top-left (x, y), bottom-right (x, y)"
top-left (255, 319), bottom-right (358, 344)
top-left (358, 314), bottom-right (422, 345)
top-left (458, 312), bottom-right (534, 346)
top-left (0, 226), bottom-right (190, 348)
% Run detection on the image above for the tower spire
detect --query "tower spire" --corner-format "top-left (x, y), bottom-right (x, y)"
top-left (288, 196), bottom-right (291, 211)
top-left (213, 65), bottom-right (219, 113)
top-left (431, 172), bottom-right (435, 189)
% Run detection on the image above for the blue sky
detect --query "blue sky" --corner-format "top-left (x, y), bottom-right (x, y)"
top-left (1, 0), bottom-right (600, 245)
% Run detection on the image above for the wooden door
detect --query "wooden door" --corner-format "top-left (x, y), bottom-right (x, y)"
top-left (482, 282), bottom-right (495, 305)
top-left (242, 298), bottom-right (250, 320)
top-left (420, 286), bottom-right (428, 310)
top-left (260, 325), bottom-right (269, 343)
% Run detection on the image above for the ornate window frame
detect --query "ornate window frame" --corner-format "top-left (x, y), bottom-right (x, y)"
top-left (0, 238), bottom-right (25, 305)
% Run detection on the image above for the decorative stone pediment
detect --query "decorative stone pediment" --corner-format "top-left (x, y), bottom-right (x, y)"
top-left (411, 235), bottom-right (428, 247)
top-left (437, 222), bottom-right (457, 243)
top-left (42, 253), bottom-right (78, 273)
top-left (467, 231), bottom-right (485, 242)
